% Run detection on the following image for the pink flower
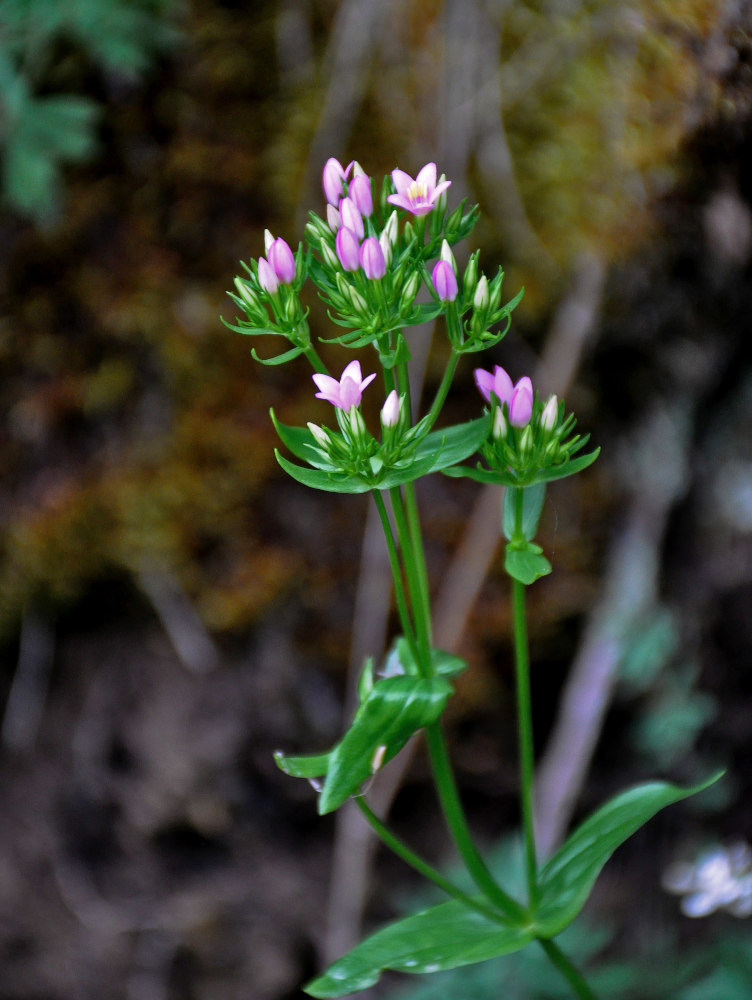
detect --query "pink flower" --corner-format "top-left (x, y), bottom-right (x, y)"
top-left (474, 365), bottom-right (514, 405)
top-left (339, 196), bottom-right (364, 239)
top-left (335, 226), bottom-right (361, 272)
top-left (387, 163), bottom-right (452, 217)
top-left (431, 260), bottom-right (458, 302)
top-left (508, 377), bottom-right (533, 427)
top-left (323, 157), bottom-right (353, 205)
top-left (257, 256), bottom-right (279, 294)
top-left (359, 237), bottom-right (386, 280)
top-left (268, 238), bottom-right (296, 285)
top-left (313, 360), bottom-right (377, 411)
top-left (348, 173), bottom-right (373, 217)
top-left (474, 367), bottom-right (534, 428)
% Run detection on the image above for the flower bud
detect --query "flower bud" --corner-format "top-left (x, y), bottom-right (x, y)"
top-left (379, 229), bottom-right (393, 268)
top-left (431, 260), bottom-right (458, 302)
top-left (519, 424), bottom-right (534, 456)
top-left (381, 389), bottom-right (401, 428)
top-left (540, 395), bottom-right (559, 432)
top-left (509, 378), bottom-right (533, 427)
top-left (400, 271), bottom-right (421, 309)
top-left (349, 173), bottom-right (373, 217)
top-left (339, 196), bottom-right (365, 239)
top-left (349, 406), bottom-right (368, 442)
top-left (473, 275), bottom-right (489, 310)
top-left (336, 226), bottom-right (361, 272)
top-left (323, 157), bottom-right (348, 205)
top-left (269, 238), bottom-right (296, 285)
top-left (463, 253), bottom-right (478, 297)
top-left (234, 276), bottom-right (262, 314)
top-left (307, 422), bottom-right (330, 450)
top-left (264, 229), bottom-right (275, 254)
top-left (257, 256), bottom-right (279, 294)
top-left (320, 240), bottom-right (339, 270)
top-left (435, 172), bottom-right (449, 216)
top-left (360, 236), bottom-right (386, 280)
top-left (492, 406), bottom-right (507, 440)
top-left (440, 239), bottom-right (457, 271)
top-left (383, 210), bottom-right (399, 248)
top-left (326, 203), bottom-right (341, 231)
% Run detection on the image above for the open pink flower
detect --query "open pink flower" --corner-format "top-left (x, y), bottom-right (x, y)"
top-left (387, 163), bottom-right (451, 217)
top-left (313, 360), bottom-right (377, 411)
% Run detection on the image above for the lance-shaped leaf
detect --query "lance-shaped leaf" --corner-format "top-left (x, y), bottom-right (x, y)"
top-left (414, 415), bottom-right (491, 472)
top-left (305, 897), bottom-right (535, 998)
top-left (533, 773), bottom-right (723, 938)
top-left (444, 447), bottom-right (600, 487)
top-left (319, 675), bottom-right (453, 814)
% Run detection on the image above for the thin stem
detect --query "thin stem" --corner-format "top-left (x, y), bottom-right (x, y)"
top-left (538, 940), bottom-right (600, 1000)
top-left (424, 721), bottom-right (526, 923)
top-left (372, 490), bottom-right (417, 655)
top-left (354, 798), bottom-right (503, 922)
top-left (423, 348), bottom-right (460, 431)
top-left (513, 577), bottom-right (538, 906)
top-left (303, 342), bottom-right (329, 373)
top-left (389, 486), bottom-right (432, 673)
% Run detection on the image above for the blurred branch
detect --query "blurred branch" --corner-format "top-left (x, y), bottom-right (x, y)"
top-left (137, 568), bottom-right (220, 675)
top-left (1, 606), bottom-right (55, 753)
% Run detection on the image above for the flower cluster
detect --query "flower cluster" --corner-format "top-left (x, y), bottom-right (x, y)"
top-left (467, 364), bottom-right (593, 486)
top-left (663, 842), bottom-right (752, 918)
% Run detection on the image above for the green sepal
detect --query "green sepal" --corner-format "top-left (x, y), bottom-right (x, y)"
top-left (319, 675), bottom-right (453, 814)
top-left (503, 484), bottom-right (546, 542)
top-left (305, 897), bottom-right (535, 997)
top-left (504, 543), bottom-right (552, 585)
top-left (533, 773), bottom-right (724, 938)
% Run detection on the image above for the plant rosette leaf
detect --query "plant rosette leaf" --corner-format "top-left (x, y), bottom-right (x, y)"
top-left (275, 676), bottom-right (454, 814)
top-left (305, 897), bottom-right (536, 998)
top-left (532, 773), bottom-right (723, 938)
top-left (272, 413), bottom-right (490, 493)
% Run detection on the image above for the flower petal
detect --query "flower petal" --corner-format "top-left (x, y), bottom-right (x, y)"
top-left (416, 162), bottom-right (437, 190)
top-left (391, 169), bottom-right (414, 195)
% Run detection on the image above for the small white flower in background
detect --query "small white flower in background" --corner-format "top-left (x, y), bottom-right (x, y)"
top-left (662, 841), bottom-right (752, 917)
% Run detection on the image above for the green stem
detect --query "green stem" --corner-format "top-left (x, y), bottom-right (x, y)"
top-left (512, 489), bottom-right (539, 907)
top-left (389, 486), bottom-right (432, 673)
top-left (354, 798), bottom-right (503, 922)
top-left (424, 722), bottom-right (526, 923)
top-left (538, 940), bottom-right (600, 1000)
top-left (423, 348), bottom-right (460, 431)
top-left (372, 490), bottom-right (417, 656)
top-left (303, 342), bottom-right (328, 374)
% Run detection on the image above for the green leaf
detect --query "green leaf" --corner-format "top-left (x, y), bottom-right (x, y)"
top-left (320, 675), bottom-right (453, 814)
top-left (305, 898), bottom-right (536, 997)
top-left (503, 484), bottom-right (547, 542)
top-left (275, 451), bottom-right (371, 493)
top-left (443, 447), bottom-right (600, 488)
top-left (504, 544), bottom-right (552, 585)
top-left (388, 637), bottom-right (468, 680)
top-left (271, 413), bottom-right (337, 469)
top-left (415, 415), bottom-right (491, 472)
top-left (534, 774), bottom-right (723, 937)
top-left (274, 750), bottom-right (331, 779)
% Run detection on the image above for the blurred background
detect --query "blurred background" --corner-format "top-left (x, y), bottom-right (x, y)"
top-left (2, 0), bottom-right (752, 997)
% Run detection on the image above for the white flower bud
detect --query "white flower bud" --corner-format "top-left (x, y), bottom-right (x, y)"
top-left (307, 422), bottom-right (329, 449)
top-left (541, 395), bottom-right (559, 432)
top-left (383, 210), bottom-right (399, 248)
top-left (379, 229), bottom-right (393, 268)
top-left (492, 406), bottom-right (506, 440)
top-left (320, 240), bottom-right (339, 269)
top-left (440, 239), bottom-right (456, 272)
top-left (326, 204), bottom-right (341, 232)
top-left (473, 275), bottom-right (489, 310)
top-left (264, 229), bottom-right (275, 254)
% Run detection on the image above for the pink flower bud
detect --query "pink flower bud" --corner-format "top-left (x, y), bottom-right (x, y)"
top-left (360, 236), bottom-right (386, 280)
top-left (269, 238), bottom-right (296, 285)
top-left (335, 226), bottom-right (361, 272)
top-left (431, 260), bottom-right (458, 302)
top-left (349, 173), bottom-right (373, 217)
top-left (509, 377), bottom-right (533, 427)
top-left (474, 365), bottom-right (513, 405)
top-left (339, 196), bottom-right (364, 239)
top-left (381, 389), bottom-right (401, 427)
top-left (322, 157), bottom-right (351, 205)
top-left (257, 256), bottom-right (278, 294)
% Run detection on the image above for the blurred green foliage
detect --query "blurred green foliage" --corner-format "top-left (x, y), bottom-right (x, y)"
top-left (0, 0), bottom-right (181, 221)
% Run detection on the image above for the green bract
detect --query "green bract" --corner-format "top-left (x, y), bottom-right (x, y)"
top-left (272, 411), bottom-right (491, 493)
